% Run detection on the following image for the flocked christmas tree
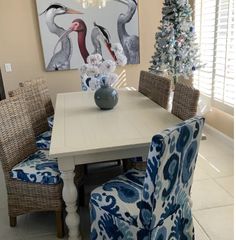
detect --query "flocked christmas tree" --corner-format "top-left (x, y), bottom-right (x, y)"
top-left (149, 0), bottom-right (200, 85)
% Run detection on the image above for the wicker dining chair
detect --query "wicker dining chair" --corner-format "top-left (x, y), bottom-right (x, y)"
top-left (8, 85), bottom-right (52, 150)
top-left (138, 70), bottom-right (154, 97)
top-left (150, 75), bottom-right (171, 109)
top-left (171, 82), bottom-right (200, 120)
top-left (20, 77), bottom-right (54, 118)
top-left (9, 85), bottom-right (48, 137)
top-left (0, 96), bottom-right (64, 238)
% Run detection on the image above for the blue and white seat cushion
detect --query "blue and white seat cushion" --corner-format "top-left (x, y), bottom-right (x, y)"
top-left (36, 130), bottom-right (51, 150)
top-left (47, 115), bottom-right (54, 130)
top-left (11, 150), bottom-right (60, 185)
top-left (90, 116), bottom-right (205, 240)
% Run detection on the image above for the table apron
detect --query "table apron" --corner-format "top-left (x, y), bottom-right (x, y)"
top-left (73, 146), bottom-right (149, 165)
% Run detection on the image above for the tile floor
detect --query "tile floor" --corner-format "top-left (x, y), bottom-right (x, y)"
top-left (0, 125), bottom-right (234, 240)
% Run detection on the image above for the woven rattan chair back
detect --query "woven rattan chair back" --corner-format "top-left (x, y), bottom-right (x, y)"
top-left (150, 75), bottom-right (171, 109)
top-left (20, 78), bottom-right (54, 117)
top-left (138, 71), bottom-right (154, 97)
top-left (139, 71), bottom-right (171, 109)
top-left (171, 82), bottom-right (200, 120)
top-left (9, 85), bottom-right (48, 137)
top-left (0, 97), bottom-right (36, 174)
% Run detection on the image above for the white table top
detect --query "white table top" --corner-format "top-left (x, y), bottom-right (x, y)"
top-left (49, 90), bottom-right (181, 158)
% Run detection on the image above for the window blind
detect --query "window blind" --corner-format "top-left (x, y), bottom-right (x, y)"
top-left (193, 0), bottom-right (235, 114)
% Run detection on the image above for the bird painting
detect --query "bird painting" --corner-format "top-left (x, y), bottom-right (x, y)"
top-left (114, 0), bottom-right (140, 64)
top-left (54, 19), bottom-right (117, 63)
top-left (40, 3), bottom-right (82, 71)
top-left (36, 0), bottom-right (140, 70)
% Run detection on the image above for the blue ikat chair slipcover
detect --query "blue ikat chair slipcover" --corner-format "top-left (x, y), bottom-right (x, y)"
top-left (90, 116), bottom-right (205, 239)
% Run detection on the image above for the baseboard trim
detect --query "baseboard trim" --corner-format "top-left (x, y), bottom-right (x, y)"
top-left (204, 123), bottom-right (234, 146)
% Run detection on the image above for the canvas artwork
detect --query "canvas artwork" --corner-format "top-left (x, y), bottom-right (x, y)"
top-left (35, 0), bottom-right (140, 72)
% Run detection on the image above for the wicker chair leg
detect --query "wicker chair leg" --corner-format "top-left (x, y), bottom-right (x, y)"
top-left (55, 211), bottom-right (64, 238)
top-left (9, 216), bottom-right (17, 227)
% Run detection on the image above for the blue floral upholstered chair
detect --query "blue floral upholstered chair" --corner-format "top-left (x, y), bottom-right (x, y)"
top-left (90, 116), bottom-right (205, 239)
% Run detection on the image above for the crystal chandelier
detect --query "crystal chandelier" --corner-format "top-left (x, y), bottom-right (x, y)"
top-left (78, 0), bottom-right (109, 8)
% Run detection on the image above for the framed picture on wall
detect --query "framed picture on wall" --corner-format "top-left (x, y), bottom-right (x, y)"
top-left (35, 0), bottom-right (140, 72)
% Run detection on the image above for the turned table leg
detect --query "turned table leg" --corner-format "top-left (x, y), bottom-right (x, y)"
top-left (59, 158), bottom-right (81, 240)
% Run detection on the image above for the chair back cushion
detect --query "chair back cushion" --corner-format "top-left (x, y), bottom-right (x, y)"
top-left (9, 85), bottom-right (48, 137)
top-left (140, 116), bottom-right (204, 231)
top-left (0, 97), bottom-right (36, 173)
top-left (171, 83), bottom-right (200, 120)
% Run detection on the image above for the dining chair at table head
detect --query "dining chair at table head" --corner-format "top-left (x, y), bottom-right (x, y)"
top-left (0, 96), bottom-right (64, 238)
top-left (149, 75), bottom-right (171, 109)
top-left (90, 116), bottom-right (205, 239)
top-left (19, 77), bottom-right (54, 118)
top-left (172, 82), bottom-right (200, 120)
top-left (138, 70), bottom-right (155, 98)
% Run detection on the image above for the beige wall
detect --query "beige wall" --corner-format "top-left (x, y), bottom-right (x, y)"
top-left (0, 0), bottom-right (161, 104)
top-left (0, 0), bottom-right (233, 138)
top-left (205, 107), bottom-right (234, 138)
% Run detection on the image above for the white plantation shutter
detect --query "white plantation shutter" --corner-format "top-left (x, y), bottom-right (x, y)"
top-left (194, 0), bottom-right (235, 114)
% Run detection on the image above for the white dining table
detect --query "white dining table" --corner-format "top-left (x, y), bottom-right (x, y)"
top-left (49, 89), bottom-right (181, 240)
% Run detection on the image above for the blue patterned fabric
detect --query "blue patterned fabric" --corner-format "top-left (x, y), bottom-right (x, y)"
top-left (47, 115), bottom-right (54, 130)
top-left (90, 116), bottom-right (205, 240)
top-left (36, 131), bottom-right (51, 150)
top-left (11, 150), bottom-right (60, 185)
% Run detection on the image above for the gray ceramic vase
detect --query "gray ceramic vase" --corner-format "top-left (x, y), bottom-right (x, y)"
top-left (94, 85), bottom-right (118, 110)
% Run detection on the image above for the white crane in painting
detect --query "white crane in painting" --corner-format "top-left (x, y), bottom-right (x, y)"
top-left (40, 4), bottom-right (82, 71)
top-left (114, 0), bottom-right (139, 64)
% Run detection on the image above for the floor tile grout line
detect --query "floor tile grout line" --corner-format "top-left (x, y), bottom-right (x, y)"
top-left (192, 175), bottom-right (234, 196)
top-left (194, 153), bottom-right (234, 198)
top-left (210, 175), bottom-right (234, 198)
top-left (193, 216), bottom-right (211, 240)
top-left (193, 172), bottom-right (234, 200)
top-left (193, 203), bottom-right (234, 213)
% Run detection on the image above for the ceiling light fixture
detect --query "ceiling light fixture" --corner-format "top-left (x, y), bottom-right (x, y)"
top-left (77, 0), bottom-right (109, 9)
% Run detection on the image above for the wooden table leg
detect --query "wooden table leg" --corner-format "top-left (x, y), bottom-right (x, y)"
top-left (59, 158), bottom-right (81, 240)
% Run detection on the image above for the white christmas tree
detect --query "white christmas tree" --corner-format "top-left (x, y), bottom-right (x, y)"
top-left (149, 0), bottom-right (200, 84)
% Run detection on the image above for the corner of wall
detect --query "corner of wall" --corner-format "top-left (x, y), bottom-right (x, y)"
top-left (205, 107), bottom-right (234, 139)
